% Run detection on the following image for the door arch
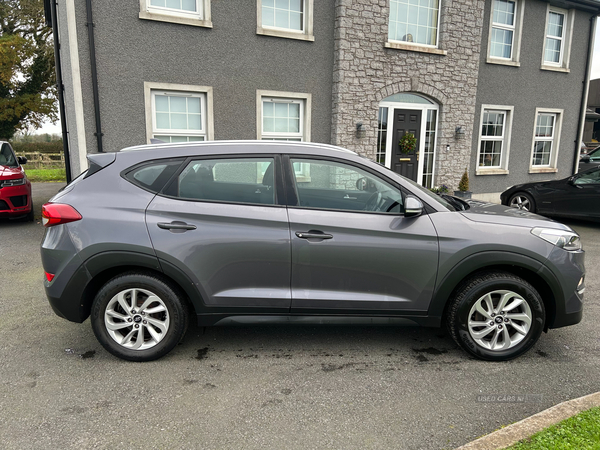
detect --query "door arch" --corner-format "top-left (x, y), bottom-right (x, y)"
top-left (376, 93), bottom-right (439, 188)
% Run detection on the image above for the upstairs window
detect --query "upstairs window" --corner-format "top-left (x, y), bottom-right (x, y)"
top-left (542, 6), bottom-right (572, 71)
top-left (388, 0), bottom-right (440, 48)
top-left (487, 0), bottom-right (523, 66)
top-left (140, 0), bottom-right (211, 27)
top-left (257, 0), bottom-right (314, 41)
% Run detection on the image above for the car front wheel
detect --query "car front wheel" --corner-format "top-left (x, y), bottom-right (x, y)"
top-left (447, 272), bottom-right (545, 361)
top-left (91, 272), bottom-right (188, 361)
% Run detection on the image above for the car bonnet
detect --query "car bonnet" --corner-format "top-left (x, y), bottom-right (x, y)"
top-left (458, 199), bottom-right (571, 230)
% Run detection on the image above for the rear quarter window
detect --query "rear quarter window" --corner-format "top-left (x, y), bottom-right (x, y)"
top-left (124, 159), bottom-right (184, 193)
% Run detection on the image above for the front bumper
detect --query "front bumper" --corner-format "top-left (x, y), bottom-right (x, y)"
top-left (546, 246), bottom-right (585, 329)
top-left (0, 183), bottom-right (32, 217)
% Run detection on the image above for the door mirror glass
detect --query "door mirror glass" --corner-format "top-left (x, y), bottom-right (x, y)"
top-left (404, 196), bottom-right (423, 217)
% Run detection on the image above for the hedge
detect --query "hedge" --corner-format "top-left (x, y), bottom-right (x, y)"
top-left (10, 141), bottom-right (64, 154)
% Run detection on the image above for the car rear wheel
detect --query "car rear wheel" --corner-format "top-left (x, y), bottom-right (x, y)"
top-left (509, 192), bottom-right (535, 213)
top-left (91, 272), bottom-right (188, 361)
top-left (447, 272), bottom-right (545, 361)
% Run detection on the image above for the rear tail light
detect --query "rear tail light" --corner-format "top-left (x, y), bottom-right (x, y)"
top-left (42, 203), bottom-right (82, 227)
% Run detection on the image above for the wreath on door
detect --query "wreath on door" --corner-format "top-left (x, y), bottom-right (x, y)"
top-left (399, 133), bottom-right (417, 154)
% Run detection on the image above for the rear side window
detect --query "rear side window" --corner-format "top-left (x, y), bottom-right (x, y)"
top-left (164, 157), bottom-right (275, 205)
top-left (125, 159), bottom-right (184, 193)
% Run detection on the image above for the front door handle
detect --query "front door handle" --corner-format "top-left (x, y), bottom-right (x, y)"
top-left (295, 231), bottom-right (333, 240)
top-left (157, 221), bottom-right (197, 231)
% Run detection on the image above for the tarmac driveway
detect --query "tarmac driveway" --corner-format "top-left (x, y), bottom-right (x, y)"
top-left (0, 182), bottom-right (598, 449)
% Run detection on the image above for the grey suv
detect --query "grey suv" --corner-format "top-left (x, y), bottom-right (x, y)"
top-left (41, 141), bottom-right (585, 362)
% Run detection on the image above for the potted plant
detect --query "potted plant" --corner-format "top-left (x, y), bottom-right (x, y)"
top-left (454, 168), bottom-right (472, 199)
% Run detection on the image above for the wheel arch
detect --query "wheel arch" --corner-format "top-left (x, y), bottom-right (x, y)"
top-left (429, 252), bottom-right (559, 331)
top-left (80, 251), bottom-right (201, 322)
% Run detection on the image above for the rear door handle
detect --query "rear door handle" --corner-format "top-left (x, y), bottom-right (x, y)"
top-left (295, 231), bottom-right (333, 240)
top-left (157, 221), bottom-right (197, 231)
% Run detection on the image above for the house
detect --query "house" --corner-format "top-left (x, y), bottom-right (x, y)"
top-left (46, 0), bottom-right (600, 200)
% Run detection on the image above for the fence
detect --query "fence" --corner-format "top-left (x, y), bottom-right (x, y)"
top-left (16, 152), bottom-right (65, 170)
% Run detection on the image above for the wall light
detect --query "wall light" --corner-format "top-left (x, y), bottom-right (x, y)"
top-left (455, 126), bottom-right (465, 139)
top-left (356, 122), bottom-right (365, 139)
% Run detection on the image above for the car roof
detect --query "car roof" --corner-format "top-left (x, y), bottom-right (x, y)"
top-left (120, 140), bottom-right (357, 156)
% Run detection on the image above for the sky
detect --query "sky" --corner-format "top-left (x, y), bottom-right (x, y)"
top-left (36, 22), bottom-right (600, 135)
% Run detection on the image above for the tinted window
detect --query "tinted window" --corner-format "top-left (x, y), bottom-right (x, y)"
top-left (291, 159), bottom-right (403, 214)
top-left (0, 143), bottom-right (17, 168)
top-left (126, 159), bottom-right (183, 193)
top-left (170, 158), bottom-right (275, 205)
top-left (574, 168), bottom-right (600, 185)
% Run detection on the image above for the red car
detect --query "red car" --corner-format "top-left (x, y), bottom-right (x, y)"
top-left (0, 141), bottom-right (33, 221)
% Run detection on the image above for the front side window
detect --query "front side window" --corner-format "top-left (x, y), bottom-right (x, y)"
top-left (530, 109), bottom-right (562, 171)
top-left (0, 143), bottom-right (17, 168)
top-left (490, 0), bottom-right (516, 59)
top-left (290, 159), bottom-right (404, 214)
top-left (152, 91), bottom-right (205, 143)
top-left (171, 158), bottom-right (276, 205)
top-left (388, 0), bottom-right (440, 47)
top-left (574, 168), bottom-right (600, 185)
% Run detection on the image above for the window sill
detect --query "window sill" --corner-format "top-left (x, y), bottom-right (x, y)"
top-left (486, 57), bottom-right (520, 67)
top-left (540, 64), bottom-right (570, 73)
top-left (529, 167), bottom-right (558, 174)
top-left (475, 168), bottom-right (509, 176)
top-left (257, 27), bottom-right (314, 42)
top-left (384, 41), bottom-right (447, 56)
top-left (139, 11), bottom-right (212, 28)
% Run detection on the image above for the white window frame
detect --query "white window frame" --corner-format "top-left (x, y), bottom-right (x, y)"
top-left (486, 0), bottom-right (524, 67)
top-left (529, 108), bottom-right (563, 173)
top-left (384, 0), bottom-right (447, 56)
top-left (144, 82), bottom-right (214, 144)
top-left (476, 105), bottom-right (513, 176)
top-left (256, 0), bottom-right (314, 42)
top-left (139, 0), bottom-right (212, 28)
top-left (541, 6), bottom-right (573, 72)
top-left (257, 90), bottom-right (311, 180)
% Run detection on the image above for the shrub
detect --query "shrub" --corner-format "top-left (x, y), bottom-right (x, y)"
top-left (458, 168), bottom-right (470, 192)
top-left (10, 141), bottom-right (63, 154)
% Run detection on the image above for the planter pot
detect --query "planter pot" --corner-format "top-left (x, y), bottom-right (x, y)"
top-left (453, 190), bottom-right (472, 199)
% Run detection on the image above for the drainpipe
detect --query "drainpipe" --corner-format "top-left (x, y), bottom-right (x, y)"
top-left (574, 14), bottom-right (597, 174)
top-left (48, 0), bottom-right (73, 182)
top-left (85, 0), bottom-right (104, 152)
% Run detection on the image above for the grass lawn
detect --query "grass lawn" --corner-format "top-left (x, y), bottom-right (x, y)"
top-left (25, 168), bottom-right (66, 182)
top-left (506, 406), bottom-right (600, 450)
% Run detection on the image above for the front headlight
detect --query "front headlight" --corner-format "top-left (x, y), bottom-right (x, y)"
top-left (0, 177), bottom-right (25, 188)
top-left (531, 227), bottom-right (582, 251)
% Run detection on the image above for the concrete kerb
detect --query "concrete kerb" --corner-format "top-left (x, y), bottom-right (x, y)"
top-left (455, 391), bottom-right (600, 450)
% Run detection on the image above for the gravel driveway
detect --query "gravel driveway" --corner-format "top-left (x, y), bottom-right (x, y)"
top-left (0, 182), bottom-right (598, 450)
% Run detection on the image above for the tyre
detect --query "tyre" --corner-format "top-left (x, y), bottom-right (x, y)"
top-left (91, 272), bottom-right (188, 362)
top-left (26, 203), bottom-right (34, 222)
top-left (447, 272), bottom-right (545, 361)
top-left (509, 192), bottom-right (535, 213)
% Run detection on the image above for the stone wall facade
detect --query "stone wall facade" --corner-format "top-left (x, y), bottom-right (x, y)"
top-left (331, 0), bottom-right (485, 189)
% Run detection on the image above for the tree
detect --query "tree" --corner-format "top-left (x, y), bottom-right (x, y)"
top-left (0, 0), bottom-right (57, 140)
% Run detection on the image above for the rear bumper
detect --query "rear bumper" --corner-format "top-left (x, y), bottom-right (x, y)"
top-left (0, 183), bottom-right (32, 217)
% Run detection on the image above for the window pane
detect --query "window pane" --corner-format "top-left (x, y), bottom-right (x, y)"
top-left (155, 95), bottom-right (169, 112)
top-left (544, 37), bottom-right (561, 63)
top-left (177, 158), bottom-right (275, 205)
top-left (492, 0), bottom-right (515, 26)
top-left (490, 28), bottom-right (513, 58)
top-left (171, 113), bottom-right (188, 129)
top-left (170, 97), bottom-right (187, 113)
top-left (479, 140), bottom-right (502, 167)
top-left (156, 112), bottom-right (170, 129)
top-left (290, 11), bottom-right (302, 30)
top-left (275, 9), bottom-right (290, 29)
top-left (388, 0), bottom-right (439, 46)
top-left (165, 0), bottom-right (181, 9)
top-left (181, 0), bottom-right (196, 11)
top-left (188, 97), bottom-right (201, 113)
top-left (262, 6), bottom-right (275, 27)
top-left (547, 12), bottom-right (564, 38)
top-left (291, 159), bottom-right (404, 214)
top-left (150, 0), bottom-right (166, 7)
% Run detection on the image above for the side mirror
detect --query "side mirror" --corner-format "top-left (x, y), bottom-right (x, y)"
top-left (356, 177), bottom-right (367, 191)
top-left (580, 155), bottom-right (590, 163)
top-left (17, 156), bottom-right (27, 165)
top-left (405, 195), bottom-right (423, 217)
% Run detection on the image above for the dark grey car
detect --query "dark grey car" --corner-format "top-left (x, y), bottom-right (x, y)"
top-left (41, 141), bottom-right (585, 361)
